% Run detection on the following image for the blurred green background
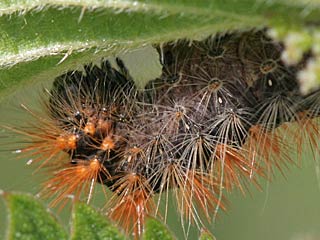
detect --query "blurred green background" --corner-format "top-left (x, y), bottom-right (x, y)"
top-left (0, 47), bottom-right (320, 240)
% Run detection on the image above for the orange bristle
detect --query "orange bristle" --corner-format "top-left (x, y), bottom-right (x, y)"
top-left (40, 158), bottom-right (108, 208)
top-left (213, 144), bottom-right (262, 194)
top-left (100, 136), bottom-right (116, 151)
top-left (291, 112), bottom-right (320, 161)
top-left (83, 121), bottom-right (96, 135)
top-left (4, 119), bottom-right (77, 171)
top-left (107, 172), bottom-right (155, 238)
top-left (247, 125), bottom-right (292, 176)
top-left (176, 170), bottom-right (225, 225)
top-left (153, 159), bottom-right (225, 229)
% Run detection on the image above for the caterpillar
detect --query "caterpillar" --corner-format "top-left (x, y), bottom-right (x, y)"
top-left (4, 29), bottom-right (319, 239)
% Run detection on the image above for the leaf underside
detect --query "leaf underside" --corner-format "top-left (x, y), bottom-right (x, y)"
top-left (0, 0), bottom-right (319, 101)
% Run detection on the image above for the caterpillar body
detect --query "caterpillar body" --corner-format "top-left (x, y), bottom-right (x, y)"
top-left (5, 29), bottom-right (319, 239)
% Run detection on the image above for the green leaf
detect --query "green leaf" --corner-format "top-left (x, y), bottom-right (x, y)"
top-left (3, 192), bottom-right (67, 240)
top-left (143, 217), bottom-right (175, 240)
top-left (71, 202), bottom-right (126, 240)
top-left (3, 192), bottom-right (182, 240)
top-left (199, 229), bottom-right (217, 240)
top-left (0, 0), bottom-right (319, 101)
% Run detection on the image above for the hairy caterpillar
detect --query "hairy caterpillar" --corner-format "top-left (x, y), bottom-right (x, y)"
top-left (3, 29), bottom-right (319, 239)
